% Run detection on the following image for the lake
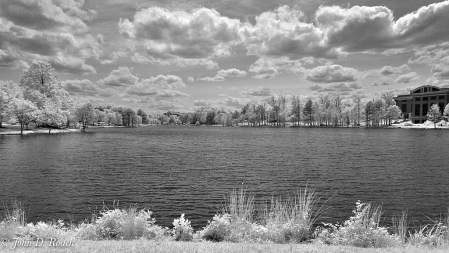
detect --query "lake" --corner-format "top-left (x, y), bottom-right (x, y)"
top-left (1, 126), bottom-right (449, 229)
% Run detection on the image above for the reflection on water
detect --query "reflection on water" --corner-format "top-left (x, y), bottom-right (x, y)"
top-left (1, 126), bottom-right (449, 228)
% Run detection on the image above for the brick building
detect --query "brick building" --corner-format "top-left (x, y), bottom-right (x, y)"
top-left (393, 85), bottom-right (449, 123)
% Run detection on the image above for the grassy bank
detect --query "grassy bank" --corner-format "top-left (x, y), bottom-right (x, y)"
top-left (1, 188), bottom-right (448, 252)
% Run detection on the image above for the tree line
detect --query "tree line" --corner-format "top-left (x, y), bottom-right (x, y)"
top-left (161, 93), bottom-right (449, 128)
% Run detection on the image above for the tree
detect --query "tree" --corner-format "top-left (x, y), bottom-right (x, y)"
top-left (37, 102), bottom-right (67, 134)
top-left (1, 80), bottom-right (22, 128)
top-left (427, 103), bottom-right (442, 129)
top-left (137, 109), bottom-right (149, 124)
top-left (75, 102), bottom-right (95, 131)
top-left (303, 99), bottom-right (314, 126)
top-left (365, 101), bottom-right (374, 127)
top-left (444, 104), bottom-right (449, 122)
top-left (123, 108), bottom-right (136, 126)
top-left (291, 96), bottom-right (301, 126)
top-left (352, 94), bottom-right (362, 126)
top-left (12, 99), bottom-right (37, 134)
top-left (385, 105), bottom-right (402, 126)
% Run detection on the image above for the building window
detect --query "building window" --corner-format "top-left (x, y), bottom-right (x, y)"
top-left (401, 104), bottom-right (407, 112)
top-left (424, 87), bottom-right (428, 92)
top-left (423, 97), bottom-right (428, 101)
top-left (439, 95), bottom-right (445, 99)
top-left (414, 120), bottom-right (420, 124)
top-left (423, 103), bottom-right (429, 116)
top-left (430, 96), bottom-right (436, 100)
top-left (415, 104), bottom-right (420, 116)
top-left (415, 97), bottom-right (421, 101)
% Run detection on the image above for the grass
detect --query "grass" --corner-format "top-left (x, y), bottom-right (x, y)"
top-left (1, 240), bottom-right (449, 253)
top-left (1, 187), bottom-right (449, 252)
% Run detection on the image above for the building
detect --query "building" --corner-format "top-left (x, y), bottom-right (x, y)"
top-left (393, 85), bottom-right (449, 123)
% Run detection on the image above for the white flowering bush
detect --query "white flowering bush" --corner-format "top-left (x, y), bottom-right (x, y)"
top-left (95, 208), bottom-right (159, 240)
top-left (16, 220), bottom-right (71, 240)
top-left (75, 222), bottom-right (98, 240)
top-left (172, 214), bottom-right (193, 241)
top-left (315, 201), bottom-right (400, 248)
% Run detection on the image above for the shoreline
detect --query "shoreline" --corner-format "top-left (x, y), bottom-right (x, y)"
top-left (0, 128), bottom-right (81, 135)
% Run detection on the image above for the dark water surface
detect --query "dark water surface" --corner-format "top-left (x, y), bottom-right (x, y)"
top-left (1, 126), bottom-right (449, 228)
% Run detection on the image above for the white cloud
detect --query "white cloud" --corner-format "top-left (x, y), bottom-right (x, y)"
top-left (395, 72), bottom-right (419, 83)
top-left (371, 77), bottom-right (393, 86)
top-left (197, 68), bottom-right (247, 82)
top-left (0, 0), bottom-right (101, 74)
top-left (244, 6), bottom-right (339, 60)
top-left (118, 7), bottom-right (242, 66)
top-left (193, 99), bottom-right (212, 107)
top-left (142, 75), bottom-right (186, 89)
top-left (309, 82), bottom-right (362, 93)
top-left (61, 79), bottom-right (98, 96)
top-left (241, 87), bottom-right (273, 96)
top-left (305, 64), bottom-right (358, 83)
top-left (98, 66), bottom-right (139, 87)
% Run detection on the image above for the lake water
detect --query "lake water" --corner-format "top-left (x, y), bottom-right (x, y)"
top-left (1, 126), bottom-right (449, 229)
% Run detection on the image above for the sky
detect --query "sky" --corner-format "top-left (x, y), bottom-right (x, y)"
top-left (1, 0), bottom-right (449, 113)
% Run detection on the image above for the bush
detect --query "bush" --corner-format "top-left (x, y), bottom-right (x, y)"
top-left (200, 214), bottom-right (232, 242)
top-left (95, 207), bottom-right (160, 240)
top-left (315, 201), bottom-right (400, 248)
top-left (172, 214), bottom-right (193, 241)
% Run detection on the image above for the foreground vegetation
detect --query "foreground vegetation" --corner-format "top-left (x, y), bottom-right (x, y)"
top-left (1, 188), bottom-right (448, 252)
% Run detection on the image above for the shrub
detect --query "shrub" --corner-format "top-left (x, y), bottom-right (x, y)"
top-left (315, 201), bottom-right (400, 248)
top-left (75, 222), bottom-right (98, 240)
top-left (172, 214), bottom-right (193, 241)
top-left (95, 207), bottom-right (159, 240)
top-left (200, 214), bottom-right (232, 242)
top-left (18, 220), bottom-right (68, 240)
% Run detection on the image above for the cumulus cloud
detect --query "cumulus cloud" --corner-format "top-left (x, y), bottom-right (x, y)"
top-left (197, 68), bottom-right (247, 82)
top-left (316, 5), bottom-right (397, 52)
top-left (98, 66), bottom-right (139, 87)
top-left (242, 2), bottom-right (449, 62)
top-left (241, 87), bottom-right (273, 96)
top-left (130, 52), bottom-right (219, 69)
top-left (0, 0), bottom-right (96, 33)
top-left (379, 64), bottom-right (410, 76)
top-left (0, 0), bottom-right (101, 74)
top-left (305, 64), bottom-right (358, 83)
top-left (395, 72), bottom-right (419, 83)
top-left (187, 77), bottom-right (195, 83)
top-left (372, 77), bottom-right (393, 86)
top-left (244, 6), bottom-right (339, 60)
top-left (309, 82), bottom-right (362, 93)
top-left (193, 99), bottom-right (213, 107)
top-left (118, 7), bottom-right (242, 66)
top-left (123, 72), bottom-right (189, 98)
top-left (221, 96), bottom-right (249, 108)
top-left (248, 57), bottom-right (308, 79)
top-left (142, 75), bottom-right (186, 89)
top-left (61, 79), bottom-right (99, 96)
